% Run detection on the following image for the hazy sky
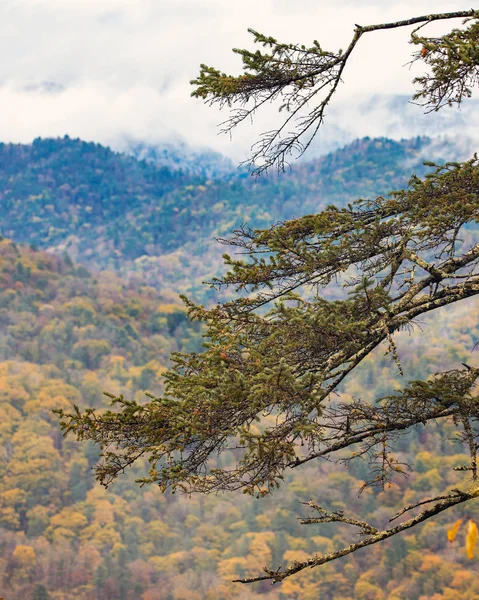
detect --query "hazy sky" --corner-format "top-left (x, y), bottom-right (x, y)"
top-left (1, 0), bottom-right (476, 159)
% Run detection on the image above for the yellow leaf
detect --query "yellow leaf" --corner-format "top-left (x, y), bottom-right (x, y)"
top-left (447, 518), bottom-right (463, 542)
top-left (466, 520), bottom-right (478, 559)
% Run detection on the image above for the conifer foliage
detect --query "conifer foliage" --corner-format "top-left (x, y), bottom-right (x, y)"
top-left (58, 9), bottom-right (479, 585)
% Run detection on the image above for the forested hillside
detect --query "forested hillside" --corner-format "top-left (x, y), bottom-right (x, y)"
top-left (0, 135), bottom-right (478, 599)
top-left (0, 239), bottom-right (479, 600)
top-left (0, 136), bottom-right (440, 293)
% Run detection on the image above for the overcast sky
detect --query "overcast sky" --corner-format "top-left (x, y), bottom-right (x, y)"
top-left (1, 0), bottom-right (476, 160)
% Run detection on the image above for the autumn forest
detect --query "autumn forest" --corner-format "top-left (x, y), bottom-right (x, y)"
top-left (0, 132), bottom-right (476, 599)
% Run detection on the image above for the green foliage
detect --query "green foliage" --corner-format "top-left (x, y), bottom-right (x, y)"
top-left (0, 135), bottom-right (441, 292)
top-left (191, 28), bottom-right (334, 102)
top-left (33, 585), bottom-right (50, 600)
top-left (0, 240), bottom-right (201, 376)
top-left (190, 9), bottom-right (479, 173)
top-left (57, 159), bottom-right (479, 502)
top-left (412, 19), bottom-right (479, 110)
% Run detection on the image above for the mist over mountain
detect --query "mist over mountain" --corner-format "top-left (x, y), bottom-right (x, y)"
top-left (0, 133), bottom-right (470, 299)
top-left (122, 138), bottom-right (236, 179)
top-left (302, 95), bottom-right (478, 161)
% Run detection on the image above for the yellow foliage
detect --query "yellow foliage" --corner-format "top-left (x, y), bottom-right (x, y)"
top-left (0, 506), bottom-right (21, 529)
top-left (354, 579), bottom-right (385, 600)
top-left (138, 542), bottom-right (155, 557)
top-left (311, 535), bottom-right (334, 554)
top-left (48, 526), bottom-right (78, 542)
top-left (39, 382), bottom-right (82, 403)
top-left (24, 393), bottom-right (72, 421)
top-left (146, 519), bottom-right (170, 541)
top-left (227, 519), bottom-right (248, 532)
top-left (411, 468), bottom-right (442, 491)
top-left (49, 509), bottom-right (88, 532)
top-left (285, 534), bottom-right (308, 551)
top-left (255, 513), bottom-right (271, 529)
top-left (149, 551), bottom-right (190, 574)
top-left (12, 544), bottom-right (36, 567)
top-left (156, 303), bottom-right (186, 315)
top-left (447, 518), bottom-right (463, 542)
top-left (112, 542), bottom-right (128, 556)
top-left (281, 566), bottom-right (337, 600)
top-left (109, 355), bottom-right (126, 365)
top-left (190, 546), bottom-right (220, 571)
top-left (437, 590), bottom-right (479, 600)
top-left (0, 488), bottom-right (27, 507)
top-left (465, 519), bottom-right (478, 559)
top-left (90, 525), bottom-right (123, 550)
top-left (216, 556), bottom-right (248, 580)
top-left (0, 404), bottom-right (22, 439)
top-left (0, 377), bottom-right (30, 405)
top-left (246, 530), bottom-right (274, 547)
top-left (403, 534), bottom-right (418, 552)
top-left (38, 303), bottom-right (55, 315)
top-left (184, 513), bottom-right (201, 529)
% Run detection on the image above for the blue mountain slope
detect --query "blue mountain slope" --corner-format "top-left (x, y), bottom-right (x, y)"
top-left (0, 135), bottom-right (465, 283)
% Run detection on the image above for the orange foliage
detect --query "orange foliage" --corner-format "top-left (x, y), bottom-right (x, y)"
top-left (447, 519), bottom-right (463, 542)
top-left (465, 520), bottom-right (478, 560)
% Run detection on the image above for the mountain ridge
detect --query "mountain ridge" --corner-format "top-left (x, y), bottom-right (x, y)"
top-left (0, 135), bottom-right (448, 271)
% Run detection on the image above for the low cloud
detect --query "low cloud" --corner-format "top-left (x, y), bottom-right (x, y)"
top-left (0, 0), bottom-right (476, 159)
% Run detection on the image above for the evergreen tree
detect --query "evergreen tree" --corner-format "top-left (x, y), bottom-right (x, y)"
top-left (57, 9), bottom-right (479, 586)
top-left (33, 585), bottom-right (50, 600)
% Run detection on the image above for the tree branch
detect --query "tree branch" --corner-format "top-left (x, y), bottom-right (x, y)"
top-left (355, 10), bottom-right (478, 33)
top-left (234, 488), bottom-right (477, 584)
top-left (191, 10), bottom-right (479, 173)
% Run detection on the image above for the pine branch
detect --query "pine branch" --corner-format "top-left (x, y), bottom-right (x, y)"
top-left (191, 10), bottom-right (479, 173)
